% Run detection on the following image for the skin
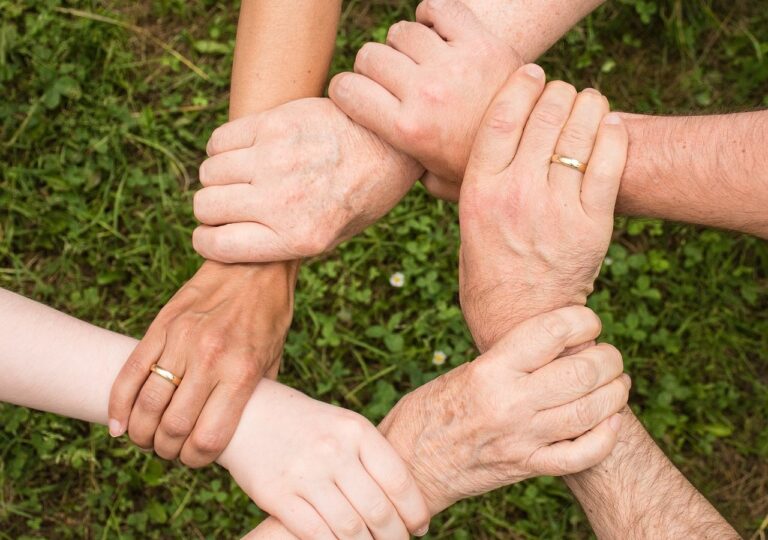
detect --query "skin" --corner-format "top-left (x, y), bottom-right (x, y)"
top-left (191, 0), bottom-right (605, 263)
top-left (107, 0), bottom-right (341, 467)
top-left (325, 2), bottom-right (753, 533)
top-left (237, 68), bottom-right (633, 538)
top-left (0, 289), bottom-right (625, 538)
top-left (328, 0), bottom-right (768, 238)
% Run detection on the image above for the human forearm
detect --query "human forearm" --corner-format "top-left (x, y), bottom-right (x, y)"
top-left (617, 111), bottom-right (768, 238)
top-left (565, 409), bottom-right (737, 539)
top-left (229, 0), bottom-right (340, 119)
top-left (465, 0), bottom-right (604, 59)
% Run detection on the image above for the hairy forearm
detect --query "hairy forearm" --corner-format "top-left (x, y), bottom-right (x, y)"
top-left (565, 408), bottom-right (737, 539)
top-left (466, 0), bottom-right (604, 59)
top-left (617, 111), bottom-right (768, 238)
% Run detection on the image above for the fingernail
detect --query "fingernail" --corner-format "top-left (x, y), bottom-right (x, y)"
top-left (621, 373), bottom-right (632, 389)
top-left (523, 63), bottom-right (545, 80)
top-left (609, 414), bottom-right (623, 432)
top-left (582, 87), bottom-right (601, 96)
top-left (415, 526), bottom-right (429, 537)
top-left (108, 418), bottom-right (125, 437)
top-left (604, 113), bottom-right (622, 125)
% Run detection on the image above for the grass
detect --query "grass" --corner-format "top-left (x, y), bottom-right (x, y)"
top-left (0, 0), bottom-right (767, 538)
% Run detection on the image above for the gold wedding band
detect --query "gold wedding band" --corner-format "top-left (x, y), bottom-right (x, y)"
top-left (149, 364), bottom-right (182, 387)
top-left (551, 154), bottom-right (588, 173)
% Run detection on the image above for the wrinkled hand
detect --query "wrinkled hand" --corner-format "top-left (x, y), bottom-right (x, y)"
top-left (458, 66), bottom-right (628, 351)
top-left (192, 98), bottom-right (422, 263)
top-left (330, 0), bottom-right (521, 200)
top-left (108, 261), bottom-right (296, 467)
top-left (380, 306), bottom-right (628, 514)
top-left (239, 306), bottom-right (628, 540)
top-left (218, 380), bottom-right (430, 540)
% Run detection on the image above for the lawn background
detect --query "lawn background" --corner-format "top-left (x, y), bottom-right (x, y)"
top-left (1, 0), bottom-right (767, 538)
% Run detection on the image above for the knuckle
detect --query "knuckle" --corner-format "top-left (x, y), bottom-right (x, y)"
top-left (303, 518), bottom-right (328, 539)
top-left (572, 356), bottom-right (599, 391)
top-left (189, 429), bottom-right (226, 457)
top-left (367, 498), bottom-right (394, 526)
top-left (395, 115), bottom-right (426, 142)
top-left (531, 103), bottom-right (567, 128)
top-left (574, 396), bottom-right (596, 429)
top-left (197, 334), bottom-right (227, 365)
top-left (560, 123), bottom-right (596, 147)
top-left (315, 434), bottom-right (343, 458)
top-left (597, 342), bottom-right (623, 369)
top-left (417, 82), bottom-right (449, 106)
top-left (387, 469), bottom-right (415, 497)
top-left (296, 232), bottom-right (331, 257)
top-left (539, 311), bottom-right (571, 342)
top-left (137, 386), bottom-right (168, 414)
top-left (124, 354), bottom-right (150, 377)
top-left (484, 102), bottom-right (520, 134)
top-left (339, 516), bottom-right (365, 537)
top-left (159, 413), bottom-right (195, 439)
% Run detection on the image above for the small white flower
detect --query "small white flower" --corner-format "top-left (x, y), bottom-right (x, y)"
top-left (389, 272), bottom-right (405, 288)
top-left (432, 350), bottom-right (447, 366)
top-left (603, 257), bottom-right (614, 266)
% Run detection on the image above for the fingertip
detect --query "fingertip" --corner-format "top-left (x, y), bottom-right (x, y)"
top-left (328, 72), bottom-right (351, 99)
top-left (520, 63), bottom-right (545, 81)
top-left (609, 412), bottom-right (623, 432)
top-left (108, 418), bottom-right (125, 438)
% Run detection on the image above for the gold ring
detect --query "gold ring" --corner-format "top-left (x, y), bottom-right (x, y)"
top-left (149, 364), bottom-right (182, 387)
top-left (551, 154), bottom-right (588, 173)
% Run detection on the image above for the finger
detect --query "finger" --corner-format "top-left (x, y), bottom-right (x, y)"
top-left (127, 347), bottom-right (186, 450)
top-left (421, 171), bottom-right (460, 202)
top-left (153, 367), bottom-right (216, 460)
top-left (481, 305), bottom-right (603, 373)
top-left (205, 113), bottom-right (264, 156)
top-left (192, 223), bottom-right (287, 264)
top-left (198, 146), bottom-right (269, 187)
top-left (527, 343), bottom-right (624, 409)
top-left (534, 374), bottom-right (631, 442)
top-left (179, 382), bottom-right (251, 467)
top-left (336, 463), bottom-right (409, 540)
top-left (354, 42), bottom-right (416, 99)
top-left (515, 80), bottom-right (578, 168)
top-left (416, 0), bottom-right (484, 42)
top-left (580, 113), bottom-right (628, 219)
top-left (303, 486), bottom-right (373, 540)
top-left (386, 21), bottom-right (446, 63)
top-left (464, 64), bottom-right (546, 176)
top-left (193, 184), bottom-right (265, 225)
top-left (359, 435), bottom-right (431, 535)
top-left (108, 327), bottom-right (165, 437)
top-left (273, 496), bottom-right (336, 540)
top-left (329, 72), bottom-right (400, 144)
top-left (530, 412), bottom-right (624, 476)
top-left (549, 89), bottom-right (609, 202)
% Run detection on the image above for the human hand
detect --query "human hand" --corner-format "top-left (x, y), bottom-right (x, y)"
top-left (379, 306), bottom-right (629, 514)
top-left (329, 0), bottom-right (521, 200)
top-left (108, 261), bottom-right (296, 467)
top-left (192, 98), bottom-right (422, 263)
top-left (458, 66), bottom-right (628, 351)
top-left (218, 380), bottom-right (430, 540)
